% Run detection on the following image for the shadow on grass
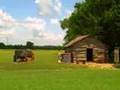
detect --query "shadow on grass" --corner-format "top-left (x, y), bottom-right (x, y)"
top-left (113, 64), bottom-right (120, 69)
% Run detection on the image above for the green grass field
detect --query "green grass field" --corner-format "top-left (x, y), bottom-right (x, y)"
top-left (0, 50), bottom-right (120, 90)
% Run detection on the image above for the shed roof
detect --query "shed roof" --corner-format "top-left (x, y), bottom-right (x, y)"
top-left (65, 35), bottom-right (89, 47)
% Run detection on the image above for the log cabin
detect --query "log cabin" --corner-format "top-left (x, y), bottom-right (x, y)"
top-left (62, 35), bottom-right (108, 64)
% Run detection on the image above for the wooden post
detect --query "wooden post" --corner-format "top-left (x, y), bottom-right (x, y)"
top-left (114, 48), bottom-right (119, 64)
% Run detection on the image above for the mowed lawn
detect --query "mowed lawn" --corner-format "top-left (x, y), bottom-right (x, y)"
top-left (0, 50), bottom-right (120, 90)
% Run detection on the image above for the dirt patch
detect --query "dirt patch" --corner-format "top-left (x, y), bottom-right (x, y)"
top-left (80, 63), bottom-right (115, 69)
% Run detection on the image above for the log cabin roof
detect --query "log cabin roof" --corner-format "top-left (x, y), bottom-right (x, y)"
top-left (65, 35), bottom-right (89, 47)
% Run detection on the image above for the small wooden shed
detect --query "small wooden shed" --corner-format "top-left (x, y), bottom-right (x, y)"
top-left (63, 35), bottom-right (108, 63)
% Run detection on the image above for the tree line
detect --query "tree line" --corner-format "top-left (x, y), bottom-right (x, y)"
top-left (0, 42), bottom-right (63, 50)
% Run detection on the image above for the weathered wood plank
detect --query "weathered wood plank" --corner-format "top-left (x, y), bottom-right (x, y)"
top-left (74, 57), bottom-right (86, 60)
top-left (73, 51), bottom-right (86, 55)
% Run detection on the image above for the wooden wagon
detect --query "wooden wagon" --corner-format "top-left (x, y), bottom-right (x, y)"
top-left (13, 49), bottom-right (34, 62)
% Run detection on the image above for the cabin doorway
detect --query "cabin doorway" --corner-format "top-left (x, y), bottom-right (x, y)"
top-left (87, 48), bottom-right (93, 62)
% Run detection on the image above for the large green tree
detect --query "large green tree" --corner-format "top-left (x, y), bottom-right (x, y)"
top-left (61, 0), bottom-right (120, 61)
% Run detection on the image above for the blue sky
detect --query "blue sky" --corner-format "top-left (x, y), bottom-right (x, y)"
top-left (0, 0), bottom-right (82, 45)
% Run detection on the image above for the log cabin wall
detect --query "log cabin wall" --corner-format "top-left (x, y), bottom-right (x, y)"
top-left (65, 37), bottom-right (108, 63)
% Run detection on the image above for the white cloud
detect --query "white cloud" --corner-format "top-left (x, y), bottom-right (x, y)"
top-left (44, 32), bottom-right (64, 45)
top-left (0, 10), bottom-right (16, 30)
top-left (53, 0), bottom-right (62, 14)
top-left (0, 9), bottom-right (46, 36)
top-left (35, 0), bottom-right (52, 16)
top-left (33, 31), bottom-right (65, 45)
top-left (23, 16), bottom-right (46, 31)
top-left (50, 18), bottom-right (59, 25)
top-left (0, 29), bottom-right (15, 36)
top-left (0, 9), bottom-right (64, 45)
top-left (0, 9), bottom-right (15, 22)
top-left (35, 0), bottom-right (62, 16)
top-left (0, 9), bottom-right (16, 37)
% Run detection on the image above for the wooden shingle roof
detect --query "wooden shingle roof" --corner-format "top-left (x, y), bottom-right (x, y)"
top-left (65, 35), bottom-right (89, 47)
